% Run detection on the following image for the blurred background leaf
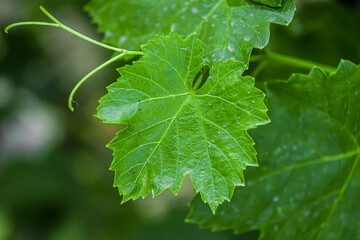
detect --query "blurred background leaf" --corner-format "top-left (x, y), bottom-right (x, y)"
top-left (249, 0), bottom-right (360, 81)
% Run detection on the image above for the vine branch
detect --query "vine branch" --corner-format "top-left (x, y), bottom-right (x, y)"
top-left (251, 50), bottom-right (337, 74)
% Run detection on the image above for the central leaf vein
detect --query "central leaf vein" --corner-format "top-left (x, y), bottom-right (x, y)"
top-left (127, 95), bottom-right (192, 194)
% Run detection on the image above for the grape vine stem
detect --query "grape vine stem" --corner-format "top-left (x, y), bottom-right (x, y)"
top-left (251, 49), bottom-right (337, 74)
top-left (5, 6), bottom-right (144, 111)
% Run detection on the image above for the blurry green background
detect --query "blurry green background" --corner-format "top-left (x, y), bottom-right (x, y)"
top-left (0, 0), bottom-right (359, 239)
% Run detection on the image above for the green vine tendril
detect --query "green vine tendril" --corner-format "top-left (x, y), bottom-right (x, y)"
top-left (5, 6), bottom-right (143, 112)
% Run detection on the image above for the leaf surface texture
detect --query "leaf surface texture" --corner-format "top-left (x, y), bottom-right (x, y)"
top-left (97, 32), bottom-right (269, 212)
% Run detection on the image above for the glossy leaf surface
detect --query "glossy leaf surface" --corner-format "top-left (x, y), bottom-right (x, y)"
top-left (86, 0), bottom-right (295, 64)
top-left (96, 32), bottom-right (269, 212)
top-left (187, 60), bottom-right (360, 238)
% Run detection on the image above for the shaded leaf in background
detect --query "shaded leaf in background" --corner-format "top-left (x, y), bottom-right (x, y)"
top-left (187, 60), bottom-right (360, 239)
top-left (96, 31), bottom-right (269, 212)
top-left (252, 1), bottom-right (360, 81)
top-left (86, 0), bottom-right (295, 64)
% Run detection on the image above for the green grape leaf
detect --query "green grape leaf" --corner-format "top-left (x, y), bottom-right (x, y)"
top-left (86, 0), bottom-right (295, 64)
top-left (96, 31), bottom-right (269, 212)
top-left (187, 60), bottom-right (360, 238)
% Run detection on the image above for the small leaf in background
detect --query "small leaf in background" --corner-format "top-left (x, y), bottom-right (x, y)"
top-left (96, 31), bottom-right (269, 212)
top-left (187, 60), bottom-right (360, 239)
top-left (85, 0), bottom-right (295, 64)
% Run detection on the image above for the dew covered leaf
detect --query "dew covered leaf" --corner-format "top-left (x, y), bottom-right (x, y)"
top-left (187, 60), bottom-right (360, 238)
top-left (86, 0), bottom-right (295, 64)
top-left (96, 31), bottom-right (269, 212)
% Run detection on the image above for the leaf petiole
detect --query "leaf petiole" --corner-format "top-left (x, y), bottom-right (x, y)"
top-left (251, 50), bottom-right (337, 74)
